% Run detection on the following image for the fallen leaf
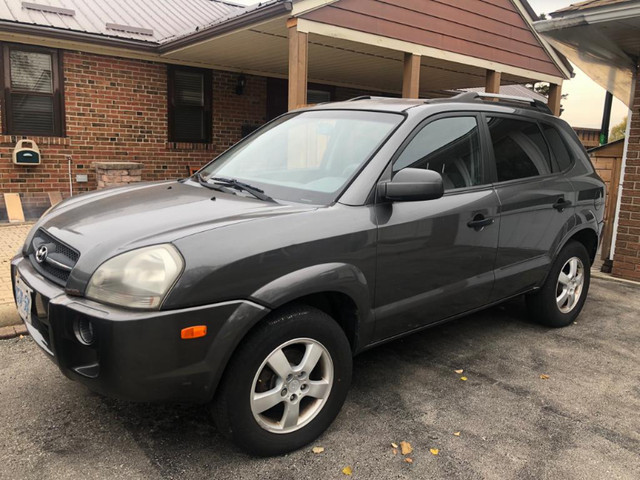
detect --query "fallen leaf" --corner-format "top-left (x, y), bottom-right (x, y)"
top-left (392, 448), bottom-right (398, 455)
top-left (430, 448), bottom-right (440, 455)
top-left (391, 442), bottom-right (398, 448)
top-left (400, 441), bottom-right (413, 455)
top-left (342, 466), bottom-right (353, 476)
top-left (404, 458), bottom-right (413, 463)
top-left (312, 446), bottom-right (324, 454)
top-left (454, 369), bottom-right (464, 374)
top-left (453, 432), bottom-right (461, 437)
top-left (19, 335), bottom-right (24, 339)
top-left (460, 376), bottom-right (468, 381)
top-left (540, 374), bottom-right (550, 380)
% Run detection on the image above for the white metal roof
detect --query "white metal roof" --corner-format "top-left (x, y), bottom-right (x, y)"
top-left (0, 0), bottom-right (248, 43)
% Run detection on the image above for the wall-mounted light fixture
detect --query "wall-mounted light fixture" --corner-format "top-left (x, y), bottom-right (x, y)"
top-left (236, 74), bottom-right (247, 95)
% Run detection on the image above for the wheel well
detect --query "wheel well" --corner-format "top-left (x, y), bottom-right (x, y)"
top-left (281, 292), bottom-right (359, 352)
top-left (567, 229), bottom-right (598, 266)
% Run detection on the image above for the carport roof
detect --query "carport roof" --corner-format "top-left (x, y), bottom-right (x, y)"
top-left (534, 0), bottom-right (640, 105)
top-left (551, 0), bottom-right (635, 16)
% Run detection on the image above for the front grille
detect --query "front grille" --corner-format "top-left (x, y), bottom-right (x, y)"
top-left (29, 229), bottom-right (80, 287)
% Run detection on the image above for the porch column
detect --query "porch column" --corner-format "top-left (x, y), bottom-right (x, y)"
top-left (485, 70), bottom-right (501, 94)
top-left (548, 83), bottom-right (563, 116)
top-left (402, 53), bottom-right (421, 98)
top-left (288, 18), bottom-right (308, 111)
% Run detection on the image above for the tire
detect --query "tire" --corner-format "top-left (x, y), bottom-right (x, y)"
top-left (526, 241), bottom-right (591, 328)
top-left (212, 305), bottom-right (352, 456)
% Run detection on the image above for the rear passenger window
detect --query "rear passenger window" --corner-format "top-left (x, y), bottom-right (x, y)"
top-left (394, 116), bottom-right (483, 190)
top-left (541, 124), bottom-right (574, 171)
top-left (487, 117), bottom-right (552, 182)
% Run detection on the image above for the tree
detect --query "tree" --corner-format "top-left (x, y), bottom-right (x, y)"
top-left (609, 116), bottom-right (627, 142)
top-left (526, 82), bottom-right (568, 115)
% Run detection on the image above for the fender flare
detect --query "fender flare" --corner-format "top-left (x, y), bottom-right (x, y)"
top-left (250, 262), bottom-right (371, 314)
top-left (204, 263), bottom-right (372, 399)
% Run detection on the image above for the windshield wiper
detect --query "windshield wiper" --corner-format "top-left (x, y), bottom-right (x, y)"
top-left (210, 176), bottom-right (275, 203)
top-left (194, 173), bottom-right (227, 192)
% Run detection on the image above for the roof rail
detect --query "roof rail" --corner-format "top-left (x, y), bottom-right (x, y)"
top-left (444, 91), bottom-right (553, 114)
top-left (347, 95), bottom-right (372, 101)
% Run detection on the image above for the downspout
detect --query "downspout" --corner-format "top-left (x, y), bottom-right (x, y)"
top-left (600, 91), bottom-right (613, 145)
top-left (609, 68), bottom-right (637, 262)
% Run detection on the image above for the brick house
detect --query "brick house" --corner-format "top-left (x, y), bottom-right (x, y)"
top-left (0, 0), bottom-right (570, 219)
top-left (536, 0), bottom-right (640, 281)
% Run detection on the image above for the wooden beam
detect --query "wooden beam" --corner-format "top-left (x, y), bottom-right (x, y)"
top-left (548, 83), bottom-right (562, 116)
top-left (288, 21), bottom-right (308, 111)
top-left (485, 70), bottom-right (501, 94)
top-left (402, 53), bottom-right (421, 98)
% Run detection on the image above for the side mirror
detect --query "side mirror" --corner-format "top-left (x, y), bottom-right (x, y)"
top-left (378, 168), bottom-right (444, 202)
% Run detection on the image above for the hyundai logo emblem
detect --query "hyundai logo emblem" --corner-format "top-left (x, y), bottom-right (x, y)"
top-left (35, 245), bottom-right (48, 264)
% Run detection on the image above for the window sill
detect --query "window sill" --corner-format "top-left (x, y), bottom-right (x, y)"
top-left (0, 134), bottom-right (69, 146)
top-left (166, 142), bottom-right (215, 151)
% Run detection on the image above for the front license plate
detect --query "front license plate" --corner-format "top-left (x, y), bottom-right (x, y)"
top-left (14, 275), bottom-right (33, 326)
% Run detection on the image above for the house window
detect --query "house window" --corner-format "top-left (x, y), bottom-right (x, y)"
top-left (1, 44), bottom-right (64, 136)
top-left (168, 66), bottom-right (212, 143)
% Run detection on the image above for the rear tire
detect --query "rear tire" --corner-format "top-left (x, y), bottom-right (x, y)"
top-left (526, 241), bottom-right (591, 328)
top-left (212, 305), bottom-right (352, 456)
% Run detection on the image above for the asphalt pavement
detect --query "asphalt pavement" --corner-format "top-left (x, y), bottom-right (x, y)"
top-left (1, 277), bottom-right (639, 480)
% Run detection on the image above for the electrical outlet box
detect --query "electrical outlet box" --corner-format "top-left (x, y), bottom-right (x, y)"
top-left (76, 174), bottom-right (88, 183)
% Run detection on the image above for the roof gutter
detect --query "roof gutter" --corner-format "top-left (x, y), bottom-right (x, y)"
top-left (0, 20), bottom-right (158, 52)
top-left (159, 1), bottom-right (293, 54)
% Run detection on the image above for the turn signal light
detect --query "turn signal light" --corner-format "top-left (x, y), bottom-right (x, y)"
top-left (181, 325), bottom-right (207, 339)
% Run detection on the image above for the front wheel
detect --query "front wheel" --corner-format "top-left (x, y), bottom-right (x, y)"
top-left (212, 305), bottom-right (352, 456)
top-left (526, 241), bottom-right (591, 328)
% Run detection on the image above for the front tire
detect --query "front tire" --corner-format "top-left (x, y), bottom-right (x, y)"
top-left (212, 305), bottom-right (352, 456)
top-left (526, 241), bottom-right (591, 328)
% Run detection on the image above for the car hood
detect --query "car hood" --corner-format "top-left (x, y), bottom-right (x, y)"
top-left (26, 181), bottom-right (315, 288)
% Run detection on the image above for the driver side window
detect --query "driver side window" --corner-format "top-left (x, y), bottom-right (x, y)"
top-left (393, 116), bottom-right (484, 191)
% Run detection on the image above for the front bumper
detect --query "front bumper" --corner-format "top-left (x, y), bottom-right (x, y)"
top-left (11, 254), bottom-right (268, 403)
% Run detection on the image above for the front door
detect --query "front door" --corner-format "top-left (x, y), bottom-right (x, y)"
top-left (374, 114), bottom-right (500, 341)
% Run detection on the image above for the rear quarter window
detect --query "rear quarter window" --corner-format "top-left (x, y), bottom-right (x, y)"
top-left (540, 123), bottom-right (574, 172)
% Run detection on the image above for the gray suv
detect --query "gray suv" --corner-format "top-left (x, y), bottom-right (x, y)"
top-left (12, 93), bottom-right (604, 455)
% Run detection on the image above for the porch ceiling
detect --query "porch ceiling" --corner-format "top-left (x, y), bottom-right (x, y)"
top-left (160, 17), bottom-right (543, 96)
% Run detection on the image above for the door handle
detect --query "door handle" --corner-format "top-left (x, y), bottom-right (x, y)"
top-left (552, 198), bottom-right (572, 211)
top-left (467, 214), bottom-right (494, 231)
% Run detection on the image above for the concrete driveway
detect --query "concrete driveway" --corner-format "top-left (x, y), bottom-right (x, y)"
top-left (1, 277), bottom-right (638, 480)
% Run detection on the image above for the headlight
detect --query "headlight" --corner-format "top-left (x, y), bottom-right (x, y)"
top-left (86, 244), bottom-right (183, 310)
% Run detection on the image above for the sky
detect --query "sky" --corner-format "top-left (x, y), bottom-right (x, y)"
top-left (232, 0), bottom-right (628, 130)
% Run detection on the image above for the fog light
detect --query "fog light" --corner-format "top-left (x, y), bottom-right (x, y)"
top-left (74, 318), bottom-right (95, 345)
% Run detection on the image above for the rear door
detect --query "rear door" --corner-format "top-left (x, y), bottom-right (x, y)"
top-left (483, 114), bottom-right (576, 301)
top-left (373, 113), bottom-right (500, 341)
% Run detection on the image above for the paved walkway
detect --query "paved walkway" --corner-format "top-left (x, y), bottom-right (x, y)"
top-left (0, 223), bottom-right (33, 327)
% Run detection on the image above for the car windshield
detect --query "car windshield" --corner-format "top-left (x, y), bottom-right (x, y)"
top-left (198, 110), bottom-right (402, 204)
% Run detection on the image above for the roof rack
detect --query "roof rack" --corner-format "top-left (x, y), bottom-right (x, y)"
top-left (443, 91), bottom-right (552, 114)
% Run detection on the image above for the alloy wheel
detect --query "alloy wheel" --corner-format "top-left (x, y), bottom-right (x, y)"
top-left (556, 256), bottom-right (585, 314)
top-left (250, 338), bottom-right (333, 434)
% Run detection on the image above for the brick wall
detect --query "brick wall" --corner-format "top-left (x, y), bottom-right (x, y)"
top-left (612, 75), bottom-right (640, 281)
top-left (0, 50), bottom-right (267, 210)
